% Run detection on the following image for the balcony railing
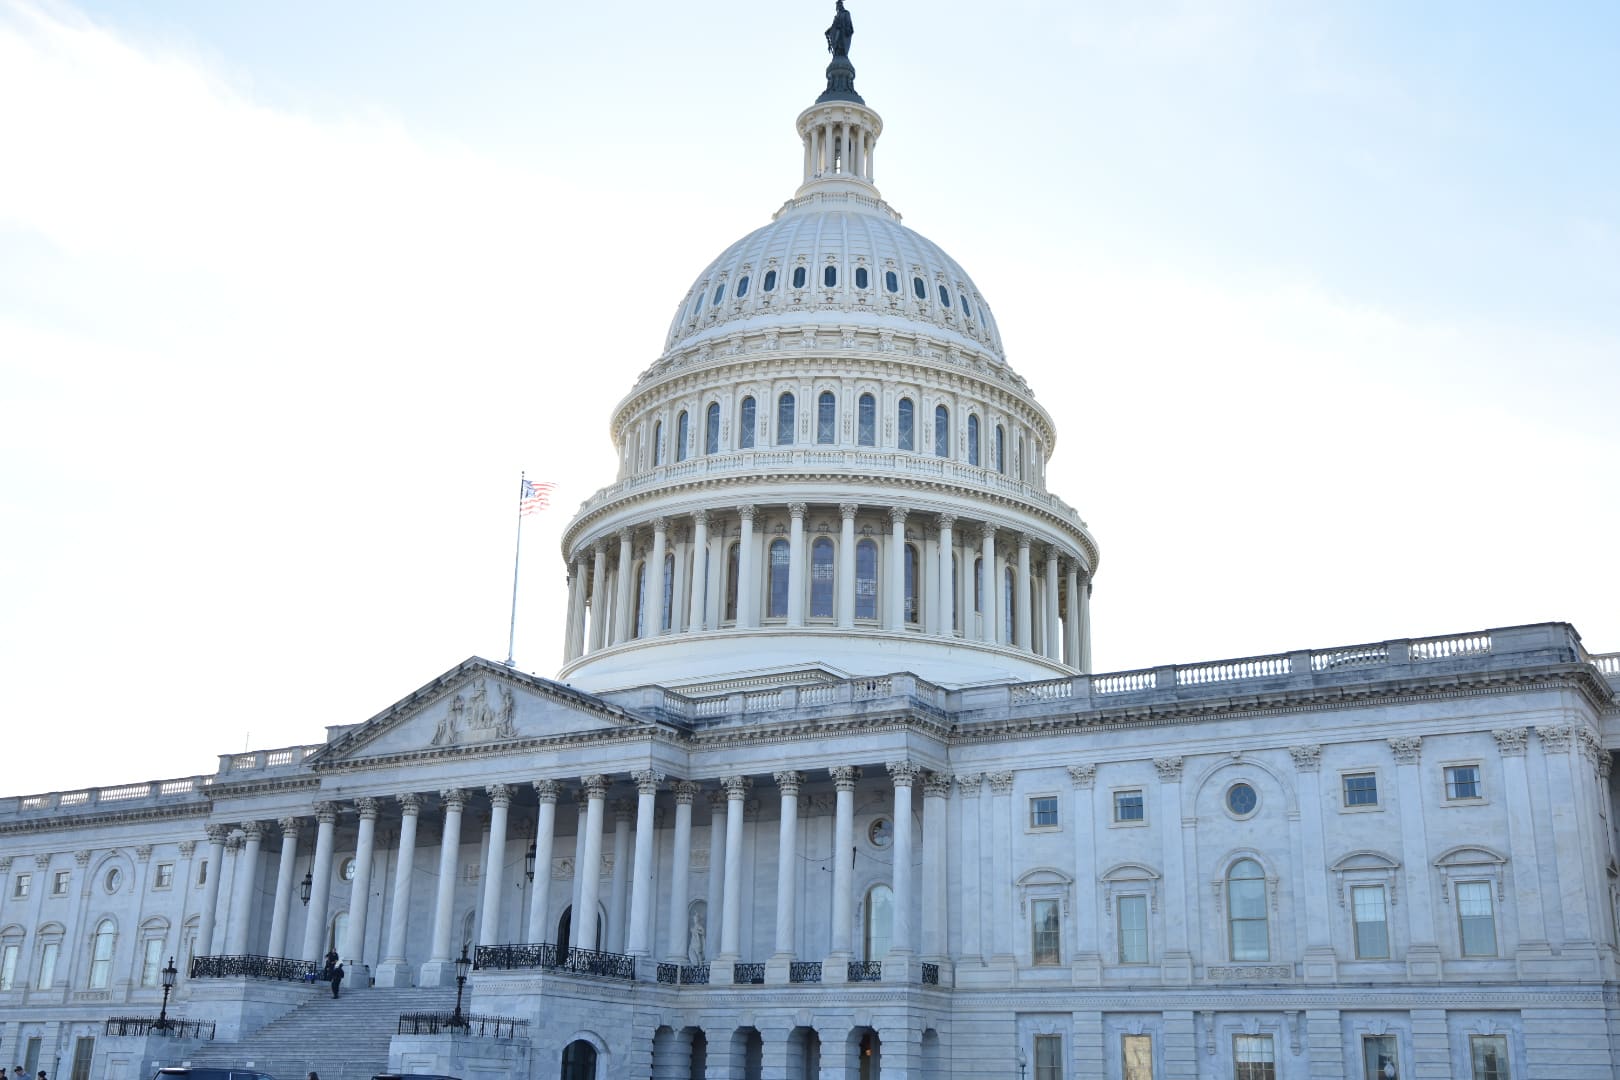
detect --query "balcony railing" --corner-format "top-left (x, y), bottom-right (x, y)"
top-left (104, 1017), bottom-right (215, 1039)
top-left (847, 960), bottom-right (882, 982)
top-left (733, 962), bottom-right (765, 985)
top-left (472, 942), bottom-right (635, 981)
top-left (657, 963), bottom-right (680, 985)
top-left (189, 955), bottom-right (318, 982)
top-left (397, 1013), bottom-right (527, 1039)
top-left (680, 963), bottom-right (711, 985)
top-left (789, 961), bottom-right (823, 984)
top-left (921, 963), bottom-right (940, 986)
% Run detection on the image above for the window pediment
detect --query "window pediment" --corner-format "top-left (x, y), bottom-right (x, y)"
top-left (1016, 866), bottom-right (1072, 916)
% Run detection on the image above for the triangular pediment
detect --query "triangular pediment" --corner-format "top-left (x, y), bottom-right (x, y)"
top-left (310, 658), bottom-right (658, 765)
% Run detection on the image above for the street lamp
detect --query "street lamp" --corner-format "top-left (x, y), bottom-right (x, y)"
top-left (299, 871), bottom-right (312, 907)
top-left (450, 945), bottom-right (472, 1030)
top-left (154, 956), bottom-right (178, 1031)
top-left (524, 842), bottom-right (536, 882)
top-left (1016, 1047), bottom-right (1027, 1080)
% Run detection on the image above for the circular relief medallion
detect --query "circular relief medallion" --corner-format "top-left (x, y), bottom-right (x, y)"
top-left (867, 817), bottom-right (893, 848)
top-left (340, 857), bottom-right (357, 882)
top-left (1226, 783), bottom-right (1258, 818)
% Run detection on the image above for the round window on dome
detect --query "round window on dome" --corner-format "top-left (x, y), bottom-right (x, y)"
top-left (762, 269), bottom-right (777, 292)
top-left (938, 285), bottom-right (952, 308)
top-left (855, 267), bottom-right (869, 289)
top-left (823, 265), bottom-right (837, 288)
top-left (793, 266), bottom-right (808, 289)
top-left (912, 276), bottom-right (926, 300)
top-left (1226, 783), bottom-right (1258, 818)
top-left (885, 270), bottom-right (899, 293)
top-left (736, 275), bottom-right (749, 298)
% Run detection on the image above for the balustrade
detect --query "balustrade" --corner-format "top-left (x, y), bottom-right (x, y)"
top-left (789, 961), bottom-right (823, 983)
top-left (733, 962), bottom-right (766, 985)
top-left (472, 942), bottom-right (635, 981)
top-left (189, 955), bottom-right (318, 982)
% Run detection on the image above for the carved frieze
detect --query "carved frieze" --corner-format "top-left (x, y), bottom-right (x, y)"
top-left (430, 679), bottom-right (519, 748)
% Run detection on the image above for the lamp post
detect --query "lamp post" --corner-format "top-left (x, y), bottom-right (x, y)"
top-left (299, 870), bottom-right (312, 907)
top-left (1016, 1047), bottom-right (1027, 1080)
top-left (525, 842), bottom-right (536, 882)
top-left (450, 945), bottom-right (472, 1030)
top-left (154, 956), bottom-right (178, 1031)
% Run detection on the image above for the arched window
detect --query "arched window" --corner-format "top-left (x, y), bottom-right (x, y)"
top-left (792, 266), bottom-right (808, 289)
top-left (634, 561), bottom-right (647, 637)
top-left (854, 267), bottom-right (869, 289)
top-left (810, 538), bottom-right (835, 618)
top-left (897, 398), bottom-right (914, 451)
top-left (736, 275), bottom-right (750, 298)
top-left (676, 410), bottom-right (690, 462)
top-left (938, 284), bottom-right (952, 308)
top-left (777, 393), bottom-right (796, 445)
top-left (864, 885), bottom-right (893, 960)
top-left (561, 1040), bottom-right (598, 1080)
top-left (967, 414), bottom-right (980, 466)
top-left (885, 270), bottom-right (899, 293)
top-left (823, 265), bottom-right (838, 288)
top-left (904, 544), bottom-right (920, 624)
top-left (962, 294), bottom-right (974, 320)
top-left (974, 557), bottom-right (983, 613)
top-left (763, 269), bottom-right (777, 293)
top-left (1003, 566), bottom-right (1015, 643)
top-left (87, 919), bottom-right (116, 989)
top-left (995, 424), bottom-right (1006, 473)
top-left (662, 552), bottom-right (675, 633)
top-left (739, 396), bottom-right (756, 449)
top-left (653, 419), bottom-right (664, 467)
top-left (1017, 433), bottom-right (1025, 480)
top-left (913, 276), bottom-right (927, 300)
top-left (857, 393), bottom-right (876, 446)
top-left (705, 402), bottom-right (720, 455)
top-left (854, 539), bottom-right (879, 620)
top-left (768, 538), bottom-right (791, 618)
top-left (817, 391), bottom-right (836, 444)
top-left (712, 283), bottom-right (725, 307)
top-left (724, 543), bottom-right (740, 622)
top-left (934, 405), bottom-right (950, 458)
top-left (1228, 859), bottom-right (1269, 961)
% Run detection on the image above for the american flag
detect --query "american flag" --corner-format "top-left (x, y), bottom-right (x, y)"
top-left (519, 478), bottom-right (555, 517)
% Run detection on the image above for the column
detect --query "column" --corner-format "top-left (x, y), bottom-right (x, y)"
top-left (838, 503), bottom-right (857, 628)
top-left (1067, 766), bottom-right (1099, 981)
top-left (786, 503), bottom-right (807, 627)
top-left (736, 506), bottom-right (758, 628)
top-left (613, 528), bottom-right (634, 644)
top-left (300, 804), bottom-right (338, 963)
top-left (375, 793), bottom-right (420, 986)
top-left (888, 762), bottom-right (921, 961)
top-left (718, 775), bottom-right (750, 962)
top-left (422, 789), bottom-right (465, 984)
top-left (1015, 535), bottom-right (1033, 650)
top-left (772, 772), bottom-right (804, 964)
top-left (341, 797), bottom-right (380, 971)
top-left (647, 518), bottom-right (669, 636)
top-left (981, 524), bottom-right (999, 644)
top-left (627, 770), bottom-right (663, 959)
top-left (196, 825), bottom-right (228, 956)
top-left (986, 772), bottom-right (1015, 962)
top-left (936, 515), bottom-right (955, 638)
top-left (687, 510), bottom-right (709, 631)
top-left (705, 790), bottom-right (727, 953)
top-left (570, 790), bottom-right (590, 939)
top-left (1044, 546), bottom-right (1061, 660)
top-left (1064, 559), bottom-right (1081, 668)
top-left (574, 775), bottom-right (608, 950)
top-left (1387, 737), bottom-right (1441, 978)
top-left (825, 765), bottom-right (859, 974)
top-left (527, 781), bottom-right (560, 947)
top-left (608, 801), bottom-right (632, 951)
top-left (590, 542), bottom-right (609, 651)
top-left (1287, 747), bottom-right (1337, 982)
top-left (1491, 729), bottom-right (1550, 957)
top-left (921, 772), bottom-right (950, 963)
top-left (888, 506), bottom-right (908, 628)
top-left (1078, 570), bottom-right (1092, 671)
top-left (564, 562), bottom-right (582, 662)
top-left (266, 818), bottom-right (301, 959)
top-left (957, 774), bottom-right (984, 964)
top-left (665, 781), bottom-right (698, 963)
top-left (223, 822), bottom-right (264, 955)
top-left (478, 785), bottom-right (512, 947)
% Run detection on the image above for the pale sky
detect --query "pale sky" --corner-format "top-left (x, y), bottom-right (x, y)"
top-left (2, 1), bottom-right (1616, 796)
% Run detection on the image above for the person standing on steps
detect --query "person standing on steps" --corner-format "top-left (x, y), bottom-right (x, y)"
top-left (329, 961), bottom-right (344, 998)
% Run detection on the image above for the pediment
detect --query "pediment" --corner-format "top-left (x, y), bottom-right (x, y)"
top-left (311, 658), bottom-right (656, 765)
top-left (1329, 850), bottom-right (1400, 873)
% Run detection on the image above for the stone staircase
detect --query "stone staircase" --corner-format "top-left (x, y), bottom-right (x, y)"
top-left (185, 987), bottom-right (458, 1080)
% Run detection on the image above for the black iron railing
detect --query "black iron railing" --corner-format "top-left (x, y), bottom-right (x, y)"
top-left (188, 955), bottom-right (318, 982)
top-left (921, 962), bottom-right (940, 985)
top-left (848, 960), bottom-right (882, 982)
top-left (397, 1013), bottom-right (527, 1038)
top-left (104, 1017), bottom-right (215, 1039)
top-left (789, 961), bottom-right (823, 984)
top-left (679, 962), bottom-right (710, 985)
top-left (472, 942), bottom-right (634, 981)
top-left (657, 962), bottom-right (679, 985)
top-left (733, 962), bottom-right (765, 985)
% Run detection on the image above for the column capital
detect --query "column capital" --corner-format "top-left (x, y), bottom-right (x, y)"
top-left (277, 814), bottom-right (303, 836)
top-left (956, 771), bottom-right (984, 797)
top-left (721, 775), bottom-right (752, 800)
top-left (1535, 724), bottom-right (1573, 752)
top-left (534, 779), bottom-right (562, 803)
top-left (0, 858), bottom-right (10, 874)
top-left (839, 502), bottom-right (860, 519)
top-left (582, 774), bottom-right (610, 799)
top-left (737, 504), bottom-right (758, 523)
top-left (888, 505), bottom-right (909, 526)
top-left (1016, 533), bottom-right (1032, 551)
top-left (986, 771), bottom-right (1015, 795)
top-left (439, 789), bottom-right (468, 811)
top-left (239, 820), bottom-right (266, 840)
top-left (75, 849), bottom-right (93, 866)
top-left (617, 526), bottom-right (633, 544)
top-left (205, 823), bottom-right (232, 843)
top-left (631, 769), bottom-right (665, 795)
top-left (886, 760), bottom-right (924, 787)
top-left (134, 845), bottom-right (153, 862)
top-left (980, 522), bottom-right (998, 543)
top-left (651, 517), bottom-right (669, 534)
top-left (594, 538), bottom-right (612, 556)
top-left (829, 765), bottom-right (862, 791)
top-left (351, 797), bottom-right (379, 819)
top-left (177, 841), bottom-right (196, 858)
top-left (1387, 736), bottom-right (1423, 764)
top-left (1287, 745), bottom-right (1322, 772)
top-left (937, 512), bottom-right (957, 530)
top-left (788, 502), bottom-right (808, 520)
top-left (613, 798), bottom-right (636, 822)
top-left (773, 771), bottom-right (805, 796)
top-left (692, 507), bottom-right (710, 527)
top-left (673, 780), bottom-right (701, 804)
top-left (397, 793), bottom-right (422, 816)
top-left (486, 784), bottom-right (514, 809)
top-left (922, 772), bottom-right (953, 799)
top-left (706, 788), bottom-right (728, 809)
top-left (1153, 756), bottom-right (1185, 782)
top-left (1491, 728), bottom-right (1529, 757)
top-left (1066, 764), bottom-right (1096, 789)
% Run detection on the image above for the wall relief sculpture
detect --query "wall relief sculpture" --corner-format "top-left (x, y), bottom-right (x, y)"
top-left (431, 678), bottom-right (519, 747)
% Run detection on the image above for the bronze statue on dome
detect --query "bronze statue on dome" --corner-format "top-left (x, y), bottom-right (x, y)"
top-left (825, 0), bottom-right (854, 58)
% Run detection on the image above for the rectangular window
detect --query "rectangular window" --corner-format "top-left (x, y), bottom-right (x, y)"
top-left (24, 1037), bottom-right (41, 1077)
top-left (197, 859), bottom-right (208, 886)
top-left (1470, 1035), bottom-right (1511, 1080)
top-left (1034, 1035), bottom-right (1062, 1080)
top-left (154, 863), bottom-right (174, 889)
top-left (1029, 795), bottom-right (1059, 829)
top-left (1446, 764), bottom-right (1482, 800)
top-left (1114, 790), bottom-right (1144, 823)
top-left (70, 1036), bottom-right (94, 1080)
top-left (1362, 1035), bottom-right (1398, 1080)
top-left (1122, 1034), bottom-right (1152, 1080)
top-left (0, 944), bottom-right (17, 990)
top-left (13, 873), bottom-right (29, 899)
top-left (1343, 772), bottom-right (1379, 807)
top-left (1457, 880), bottom-right (1496, 956)
top-left (1118, 895), bottom-right (1148, 964)
top-left (1233, 1034), bottom-right (1276, 1080)
top-left (1031, 898), bottom-right (1061, 965)
top-left (38, 941), bottom-right (59, 988)
top-left (1351, 885), bottom-right (1389, 959)
top-left (53, 870), bottom-right (70, 895)
top-left (140, 938), bottom-right (164, 987)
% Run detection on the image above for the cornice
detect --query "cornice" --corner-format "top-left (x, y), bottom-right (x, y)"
top-left (0, 800), bottom-right (211, 838)
top-left (320, 725), bottom-right (686, 774)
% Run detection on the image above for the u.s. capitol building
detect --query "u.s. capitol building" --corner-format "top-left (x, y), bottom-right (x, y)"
top-left (2, 10), bottom-right (1617, 1080)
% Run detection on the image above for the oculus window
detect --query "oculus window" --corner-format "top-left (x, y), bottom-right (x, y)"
top-left (913, 275), bottom-right (927, 299)
top-left (1226, 783), bottom-right (1258, 817)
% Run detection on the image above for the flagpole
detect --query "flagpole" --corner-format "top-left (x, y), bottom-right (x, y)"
top-left (505, 471), bottom-right (525, 667)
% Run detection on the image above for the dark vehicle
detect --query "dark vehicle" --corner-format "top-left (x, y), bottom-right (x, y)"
top-left (372, 1075), bottom-right (463, 1080)
top-left (152, 1070), bottom-right (275, 1080)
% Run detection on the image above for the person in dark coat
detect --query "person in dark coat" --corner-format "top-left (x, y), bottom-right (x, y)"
top-left (329, 961), bottom-right (344, 998)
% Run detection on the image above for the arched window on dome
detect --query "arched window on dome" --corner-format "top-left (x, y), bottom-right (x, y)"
top-left (723, 543), bottom-right (740, 623)
top-left (857, 393), bottom-right (876, 446)
top-left (904, 543), bottom-right (920, 625)
top-left (1003, 566), bottom-right (1015, 643)
top-left (810, 538), bottom-right (835, 618)
top-left (634, 561), bottom-right (647, 637)
top-left (938, 284), bottom-right (952, 308)
top-left (913, 276), bottom-right (927, 300)
top-left (864, 884), bottom-right (893, 960)
top-left (854, 539), bottom-right (879, 620)
top-left (934, 405), bottom-right (950, 458)
top-left (1228, 859), bottom-right (1269, 961)
top-left (777, 393), bottom-right (796, 445)
top-left (689, 293), bottom-right (703, 321)
top-left (88, 919), bottom-right (116, 989)
top-left (967, 414), bottom-right (981, 466)
top-left (962, 293), bottom-right (974, 320)
top-left (817, 391), bottom-right (836, 444)
top-left (792, 266), bottom-right (807, 289)
top-left (736, 275), bottom-right (749, 298)
top-left (1016, 433), bottom-right (1024, 481)
top-left (995, 424), bottom-right (1006, 474)
top-left (662, 552), bottom-right (675, 633)
top-left (855, 267), bottom-right (869, 290)
top-left (767, 539), bottom-right (790, 619)
top-left (763, 270), bottom-right (777, 293)
top-left (885, 270), bottom-right (899, 293)
top-left (897, 398), bottom-right (914, 451)
top-left (653, 419), bottom-right (665, 467)
top-left (676, 410), bottom-right (690, 462)
top-left (705, 403), bottom-right (720, 455)
top-left (712, 284), bottom-right (725, 307)
top-left (824, 265), bottom-right (838, 288)
top-left (739, 396), bottom-right (756, 449)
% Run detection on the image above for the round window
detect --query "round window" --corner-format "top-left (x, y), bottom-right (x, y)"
top-left (104, 868), bottom-right (122, 893)
top-left (1226, 783), bottom-right (1258, 817)
top-left (867, 818), bottom-right (892, 848)
top-left (340, 858), bottom-right (357, 882)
